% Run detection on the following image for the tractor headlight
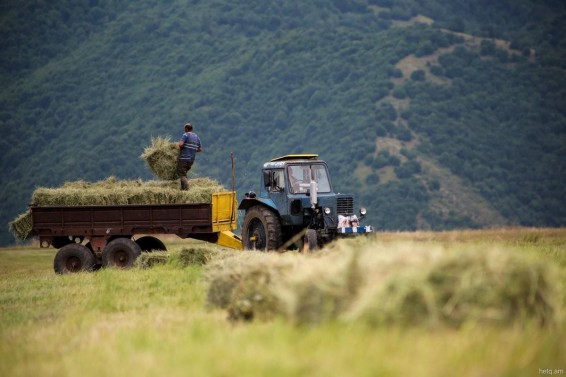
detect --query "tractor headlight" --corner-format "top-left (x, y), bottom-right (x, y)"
top-left (324, 207), bottom-right (331, 215)
top-left (359, 208), bottom-right (367, 216)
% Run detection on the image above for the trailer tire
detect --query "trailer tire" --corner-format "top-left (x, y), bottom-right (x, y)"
top-left (242, 206), bottom-right (282, 251)
top-left (102, 238), bottom-right (141, 269)
top-left (304, 229), bottom-right (318, 252)
top-left (135, 236), bottom-right (166, 252)
top-left (54, 244), bottom-right (96, 274)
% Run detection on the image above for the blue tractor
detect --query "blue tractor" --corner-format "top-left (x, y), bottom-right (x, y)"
top-left (238, 154), bottom-right (373, 251)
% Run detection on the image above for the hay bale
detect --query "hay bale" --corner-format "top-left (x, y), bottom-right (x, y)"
top-left (135, 251), bottom-right (169, 269)
top-left (8, 210), bottom-right (33, 241)
top-left (140, 136), bottom-right (180, 180)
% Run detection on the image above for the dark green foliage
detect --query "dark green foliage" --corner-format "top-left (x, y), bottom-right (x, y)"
top-left (395, 160), bottom-right (422, 179)
top-left (370, 179), bottom-right (430, 231)
top-left (404, 47), bottom-right (566, 227)
top-left (1, 0), bottom-right (565, 244)
top-left (410, 70), bottom-right (426, 81)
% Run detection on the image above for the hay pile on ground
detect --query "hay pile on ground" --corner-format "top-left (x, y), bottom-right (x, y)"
top-left (205, 253), bottom-right (300, 321)
top-left (205, 240), bottom-right (561, 327)
top-left (140, 136), bottom-right (180, 180)
top-left (135, 251), bottom-right (169, 269)
top-left (9, 176), bottom-right (227, 241)
top-left (177, 246), bottom-right (220, 267)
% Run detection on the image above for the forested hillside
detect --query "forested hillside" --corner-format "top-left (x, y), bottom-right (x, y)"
top-left (1, 0), bottom-right (565, 245)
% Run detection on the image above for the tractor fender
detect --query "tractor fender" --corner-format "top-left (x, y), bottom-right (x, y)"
top-left (238, 197), bottom-right (279, 214)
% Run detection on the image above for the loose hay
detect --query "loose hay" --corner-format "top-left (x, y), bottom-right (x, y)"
top-left (8, 210), bottom-right (33, 241)
top-left (9, 176), bottom-right (227, 241)
top-left (31, 177), bottom-right (225, 207)
top-left (177, 247), bottom-right (219, 267)
top-left (140, 136), bottom-right (180, 180)
top-left (135, 251), bottom-right (169, 269)
top-left (204, 240), bottom-right (561, 327)
top-left (205, 253), bottom-right (299, 321)
top-left (347, 247), bottom-right (559, 327)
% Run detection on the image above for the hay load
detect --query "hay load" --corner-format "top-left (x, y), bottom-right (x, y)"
top-left (204, 240), bottom-right (561, 327)
top-left (9, 177), bottom-right (227, 241)
top-left (30, 177), bottom-right (225, 206)
top-left (9, 136), bottom-right (225, 241)
top-left (140, 136), bottom-right (180, 180)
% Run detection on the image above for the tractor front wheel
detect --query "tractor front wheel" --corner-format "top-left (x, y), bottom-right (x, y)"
top-left (242, 206), bottom-right (282, 251)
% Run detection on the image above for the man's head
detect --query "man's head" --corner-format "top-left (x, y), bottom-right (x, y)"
top-left (184, 123), bottom-right (193, 132)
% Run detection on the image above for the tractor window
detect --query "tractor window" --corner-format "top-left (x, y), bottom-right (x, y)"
top-left (272, 170), bottom-right (285, 192)
top-left (287, 164), bottom-right (331, 194)
top-left (266, 169), bottom-right (285, 192)
top-left (312, 165), bottom-right (331, 192)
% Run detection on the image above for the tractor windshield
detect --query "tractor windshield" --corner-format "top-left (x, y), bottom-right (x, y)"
top-left (287, 164), bottom-right (331, 194)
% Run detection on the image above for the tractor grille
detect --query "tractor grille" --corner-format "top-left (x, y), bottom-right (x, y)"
top-left (336, 196), bottom-right (354, 215)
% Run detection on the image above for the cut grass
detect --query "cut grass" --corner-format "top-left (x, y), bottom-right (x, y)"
top-left (0, 229), bottom-right (565, 377)
top-left (205, 241), bottom-right (562, 327)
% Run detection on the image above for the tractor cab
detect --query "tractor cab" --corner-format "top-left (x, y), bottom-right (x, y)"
top-left (238, 154), bottom-right (372, 251)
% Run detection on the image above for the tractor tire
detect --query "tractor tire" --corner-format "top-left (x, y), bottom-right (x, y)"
top-left (304, 229), bottom-right (318, 252)
top-left (53, 244), bottom-right (96, 274)
top-left (242, 206), bottom-right (282, 251)
top-left (135, 236), bottom-right (167, 253)
top-left (102, 238), bottom-right (141, 269)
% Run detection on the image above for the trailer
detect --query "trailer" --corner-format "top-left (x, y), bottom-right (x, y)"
top-left (31, 192), bottom-right (242, 274)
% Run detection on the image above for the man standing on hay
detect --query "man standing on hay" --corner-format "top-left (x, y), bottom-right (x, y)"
top-left (177, 122), bottom-right (203, 190)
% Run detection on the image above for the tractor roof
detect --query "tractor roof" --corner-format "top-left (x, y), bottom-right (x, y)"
top-left (270, 154), bottom-right (318, 162)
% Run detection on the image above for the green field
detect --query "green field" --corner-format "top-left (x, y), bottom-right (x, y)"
top-left (1, 229), bottom-right (565, 377)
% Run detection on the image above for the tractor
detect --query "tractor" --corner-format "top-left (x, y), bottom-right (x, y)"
top-left (238, 154), bottom-right (373, 251)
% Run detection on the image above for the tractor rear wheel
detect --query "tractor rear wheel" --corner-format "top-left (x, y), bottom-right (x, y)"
top-left (53, 244), bottom-right (96, 274)
top-left (102, 238), bottom-right (141, 269)
top-left (242, 206), bottom-right (282, 251)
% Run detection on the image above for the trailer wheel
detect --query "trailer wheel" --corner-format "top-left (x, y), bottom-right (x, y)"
top-left (242, 206), bottom-right (282, 251)
top-left (102, 238), bottom-right (141, 269)
top-left (53, 244), bottom-right (96, 274)
top-left (135, 236), bottom-right (166, 252)
top-left (304, 229), bottom-right (318, 252)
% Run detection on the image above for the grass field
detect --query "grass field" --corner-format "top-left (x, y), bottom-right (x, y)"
top-left (0, 229), bottom-right (565, 377)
